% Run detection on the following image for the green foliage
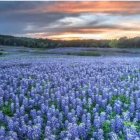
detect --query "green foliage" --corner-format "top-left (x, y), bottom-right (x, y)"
top-left (84, 103), bottom-right (96, 114)
top-left (103, 121), bottom-right (111, 134)
top-left (119, 134), bottom-right (125, 140)
top-left (110, 112), bottom-right (116, 119)
top-left (40, 115), bottom-right (48, 140)
top-left (120, 76), bottom-right (127, 81)
top-left (0, 120), bottom-right (6, 128)
top-left (124, 121), bottom-right (140, 132)
top-left (109, 39), bottom-right (118, 48)
top-left (87, 126), bottom-right (95, 138)
top-left (121, 74), bottom-right (139, 82)
top-left (99, 108), bottom-right (105, 113)
top-left (110, 95), bottom-right (118, 105)
top-left (124, 121), bottom-right (133, 127)
top-left (119, 95), bottom-right (130, 104)
top-left (2, 101), bottom-right (13, 117)
top-left (110, 95), bottom-right (130, 105)
top-left (136, 121), bottom-right (140, 132)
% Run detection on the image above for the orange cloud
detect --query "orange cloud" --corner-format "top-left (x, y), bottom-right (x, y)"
top-left (24, 28), bottom-right (140, 40)
top-left (42, 2), bottom-right (140, 15)
top-left (47, 28), bottom-right (140, 40)
top-left (3, 2), bottom-right (140, 15)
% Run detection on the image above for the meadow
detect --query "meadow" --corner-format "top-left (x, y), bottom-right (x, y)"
top-left (0, 47), bottom-right (140, 139)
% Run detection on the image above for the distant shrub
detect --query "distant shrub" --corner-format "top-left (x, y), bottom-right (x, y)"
top-left (0, 52), bottom-right (3, 55)
top-left (78, 51), bottom-right (101, 56)
top-left (66, 51), bottom-right (101, 56)
top-left (0, 51), bottom-right (8, 56)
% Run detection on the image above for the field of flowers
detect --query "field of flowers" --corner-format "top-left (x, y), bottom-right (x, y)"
top-left (0, 55), bottom-right (140, 140)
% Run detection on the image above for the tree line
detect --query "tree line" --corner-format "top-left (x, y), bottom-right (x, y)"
top-left (0, 35), bottom-right (60, 48)
top-left (0, 35), bottom-right (140, 48)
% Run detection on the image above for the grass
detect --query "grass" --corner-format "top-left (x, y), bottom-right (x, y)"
top-left (46, 51), bottom-right (101, 56)
top-left (18, 50), bottom-right (29, 53)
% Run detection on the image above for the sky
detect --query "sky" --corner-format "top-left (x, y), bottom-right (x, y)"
top-left (0, 1), bottom-right (140, 40)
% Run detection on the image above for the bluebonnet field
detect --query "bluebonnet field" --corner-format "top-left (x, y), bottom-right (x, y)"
top-left (0, 54), bottom-right (140, 140)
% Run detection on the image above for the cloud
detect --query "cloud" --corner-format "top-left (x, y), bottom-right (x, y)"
top-left (1, 2), bottom-right (140, 15)
top-left (0, 1), bottom-right (140, 40)
top-left (44, 1), bottom-right (140, 15)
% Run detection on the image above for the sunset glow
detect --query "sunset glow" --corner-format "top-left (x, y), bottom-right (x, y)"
top-left (0, 1), bottom-right (140, 40)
